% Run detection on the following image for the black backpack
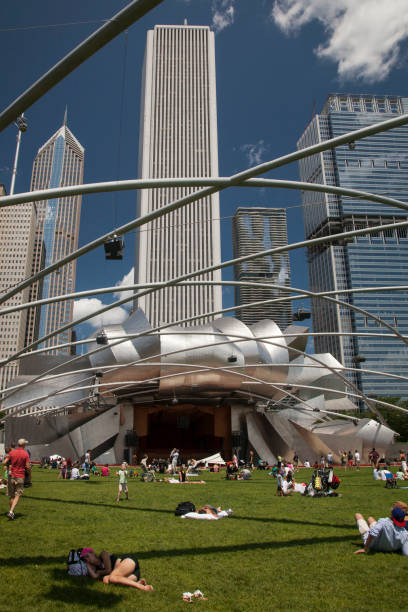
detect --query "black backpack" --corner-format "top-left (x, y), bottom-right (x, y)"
top-left (175, 501), bottom-right (196, 516)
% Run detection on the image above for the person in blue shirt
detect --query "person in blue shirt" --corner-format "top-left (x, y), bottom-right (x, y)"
top-left (354, 504), bottom-right (408, 555)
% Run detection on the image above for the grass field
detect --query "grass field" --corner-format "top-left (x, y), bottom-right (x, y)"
top-left (1, 466), bottom-right (407, 611)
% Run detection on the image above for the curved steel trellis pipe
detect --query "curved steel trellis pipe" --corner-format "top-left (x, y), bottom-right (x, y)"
top-left (0, 232), bottom-right (408, 366)
top-left (2, 270), bottom-right (408, 416)
top-left (8, 356), bottom-right (408, 421)
top-left (1, 271), bottom-right (407, 423)
top-left (2, 177), bottom-right (408, 212)
top-left (3, 279), bottom-right (408, 319)
top-left (1, 325), bottom-right (381, 423)
top-left (2, 114), bottom-right (408, 309)
top-left (2, 321), bottom-right (352, 413)
top-left (0, 0), bottom-right (165, 132)
top-left (0, 278), bottom-right (402, 417)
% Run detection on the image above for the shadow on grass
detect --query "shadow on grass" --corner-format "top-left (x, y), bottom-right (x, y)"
top-left (26, 494), bottom-right (175, 514)
top-left (25, 494), bottom-right (354, 530)
top-left (136, 533), bottom-right (357, 559)
top-left (43, 584), bottom-right (123, 607)
top-left (0, 533), bottom-right (356, 567)
top-left (234, 515), bottom-right (353, 530)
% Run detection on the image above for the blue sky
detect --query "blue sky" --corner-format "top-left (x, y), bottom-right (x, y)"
top-left (1, 0), bottom-right (408, 344)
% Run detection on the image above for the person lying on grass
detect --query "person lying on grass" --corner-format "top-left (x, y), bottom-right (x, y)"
top-left (354, 502), bottom-right (408, 555)
top-left (79, 548), bottom-right (153, 591)
top-left (196, 505), bottom-right (233, 517)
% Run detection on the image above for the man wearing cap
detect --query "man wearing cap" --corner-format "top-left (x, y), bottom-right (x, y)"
top-left (3, 438), bottom-right (30, 520)
top-left (354, 504), bottom-right (408, 555)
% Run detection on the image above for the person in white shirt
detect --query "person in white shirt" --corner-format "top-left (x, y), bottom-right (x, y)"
top-left (71, 466), bottom-right (80, 480)
top-left (354, 450), bottom-right (361, 470)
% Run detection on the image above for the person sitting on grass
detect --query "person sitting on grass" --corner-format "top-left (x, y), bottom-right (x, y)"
top-left (237, 467), bottom-right (251, 480)
top-left (276, 469), bottom-right (292, 496)
top-left (354, 504), bottom-right (408, 555)
top-left (79, 548), bottom-right (153, 591)
top-left (70, 465), bottom-right (80, 480)
top-left (101, 464), bottom-right (109, 477)
top-left (177, 465), bottom-right (186, 482)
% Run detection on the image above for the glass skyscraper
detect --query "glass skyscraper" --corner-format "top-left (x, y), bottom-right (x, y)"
top-left (232, 207), bottom-right (292, 330)
top-left (135, 25), bottom-right (222, 327)
top-left (25, 117), bottom-right (84, 354)
top-left (298, 94), bottom-right (408, 399)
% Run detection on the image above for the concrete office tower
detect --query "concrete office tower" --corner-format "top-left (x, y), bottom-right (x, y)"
top-left (0, 184), bottom-right (37, 392)
top-left (297, 94), bottom-right (408, 398)
top-left (232, 207), bottom-right (292, 329)
top-left (25, 117), bottom-right (84, 354)
top-left (135, 25), bottom-right (222, 327)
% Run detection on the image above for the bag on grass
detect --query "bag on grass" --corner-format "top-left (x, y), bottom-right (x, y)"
top-left (175, 501), bottom-right (196, 516)
top-left (67, 548), bottom-right (87, 576)
top-left (314, 475), bottom-right (322, 490)
top-left (330, 474), bottom-right (341, 489)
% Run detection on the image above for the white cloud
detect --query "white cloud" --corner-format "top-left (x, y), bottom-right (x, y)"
top-left (212, 0), bottom-right (235, 33)
top-left (73, 298), bottom-right (129, 329)
top-left (113, 267), bottom-right (135, 302)
top-left (239, 140), bottom-right (268, 166)
top-left (271, 0), bottom-right (408, 81)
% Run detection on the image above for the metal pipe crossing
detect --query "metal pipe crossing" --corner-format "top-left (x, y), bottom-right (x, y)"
top-left (0, 0), bottom-right (164, 132)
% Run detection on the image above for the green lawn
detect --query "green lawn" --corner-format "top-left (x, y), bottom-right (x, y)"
top-left (1, 467), bottom-right (407, 611)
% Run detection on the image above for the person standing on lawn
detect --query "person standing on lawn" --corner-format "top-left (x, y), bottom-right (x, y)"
top-left (171, 448), bottom-right (179, 473)
top-left (116, 462), bottom-right (129, 502)
top-left (369, 447), bottom-right (379, 468)
top-left (3, 438), bottom-right (30, 520)
top-left (84, 449), bottom-right (91, 474)
top-left (354, 449), bottom-right (361, 470)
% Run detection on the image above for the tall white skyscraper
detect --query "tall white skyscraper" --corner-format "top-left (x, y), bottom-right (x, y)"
top-left (0, 184), bottom-right (37, 392)
top-left (135, 25), bottom-right (222, 327)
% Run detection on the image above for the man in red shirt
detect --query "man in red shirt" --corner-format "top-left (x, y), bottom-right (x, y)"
top-left (3, 438), bottom-right (30, 520)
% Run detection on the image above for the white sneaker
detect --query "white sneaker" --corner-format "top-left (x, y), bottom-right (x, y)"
top-left (7, 511), bottom-right (14, 520)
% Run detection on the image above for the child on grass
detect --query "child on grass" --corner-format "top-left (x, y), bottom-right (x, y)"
top-left (116, 462), bottom-right (129, 502)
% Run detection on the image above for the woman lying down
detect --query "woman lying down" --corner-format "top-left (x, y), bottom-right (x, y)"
top-left (80, 548), bottom-right (153, 591)
top-left (181, 505), bottom-right (234, 520)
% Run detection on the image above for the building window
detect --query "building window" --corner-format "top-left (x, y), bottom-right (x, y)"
top-left (377, 98), bottom-right (386, 112)
top-left (340, 97), bottom-right (348, 111)
top-left (352, 97), bottom-right (361, 112)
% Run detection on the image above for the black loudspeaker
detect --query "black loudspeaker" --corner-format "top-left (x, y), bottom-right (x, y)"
top-left (104, 237), bottom-right (124, 260)
top-left (123, 448), bottom-right (130, 464)
top-left (125, 431), bottom-right (139, 446)
top-left (231, 432), bottom-right (241, 447)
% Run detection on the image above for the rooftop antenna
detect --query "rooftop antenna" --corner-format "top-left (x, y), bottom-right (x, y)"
top-left (311, 99), bottom-right (316, 122)
top-left (184, 18), bottom-right (188, 25)
top-left (63, 105), bottom-right (68, 127)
